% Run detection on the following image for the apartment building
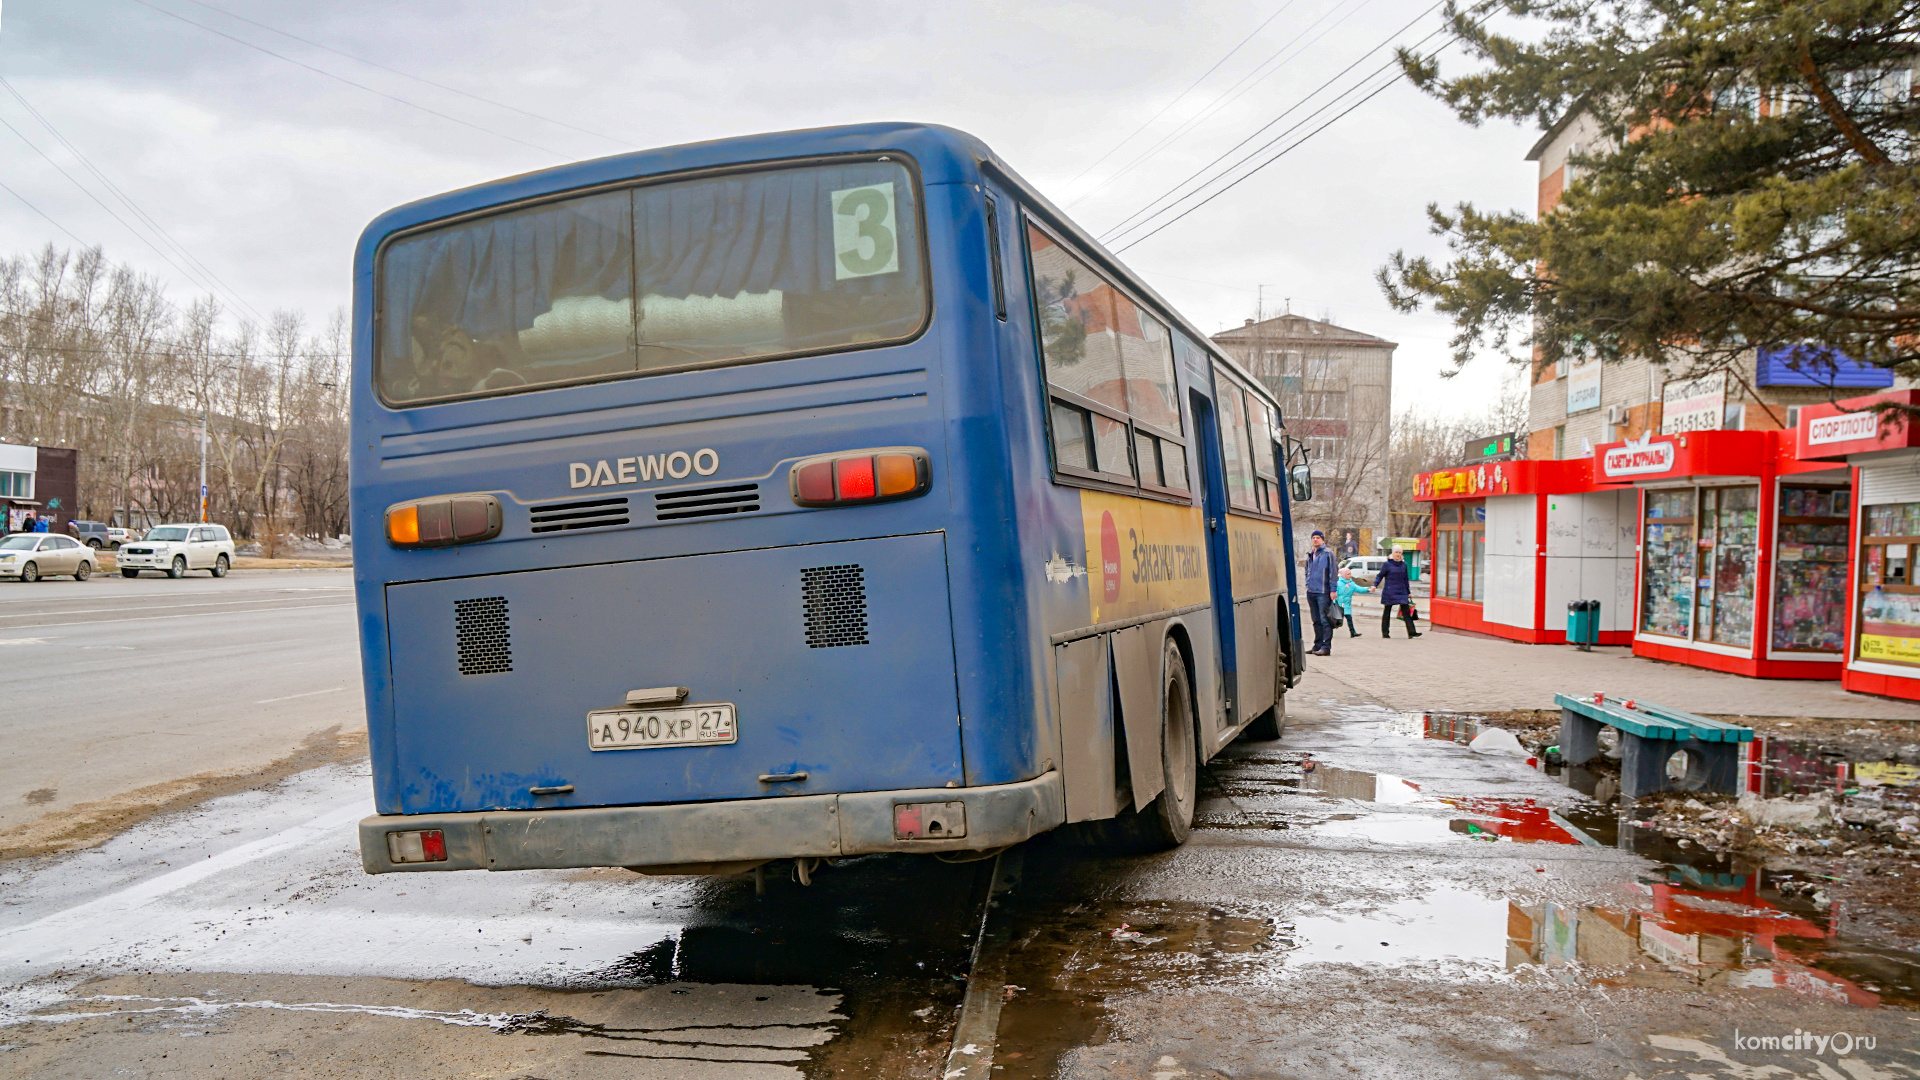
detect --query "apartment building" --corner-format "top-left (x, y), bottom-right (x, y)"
top-left (1211, 314), bottom-right (1395, 557)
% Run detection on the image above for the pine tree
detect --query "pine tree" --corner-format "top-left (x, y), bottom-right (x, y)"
top-left (1378, 0), bottom-right (1920, 385)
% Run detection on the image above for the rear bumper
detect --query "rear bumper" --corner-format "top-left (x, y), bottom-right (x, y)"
top-left (358, 771), bottom-right (1065, 874)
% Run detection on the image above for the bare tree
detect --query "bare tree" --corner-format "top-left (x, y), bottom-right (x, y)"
top-left (0, 244), bottom-right (353, 551)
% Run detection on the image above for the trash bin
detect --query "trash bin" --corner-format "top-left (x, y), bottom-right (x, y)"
top-left (1567, 599), bottom-right (1600, 651)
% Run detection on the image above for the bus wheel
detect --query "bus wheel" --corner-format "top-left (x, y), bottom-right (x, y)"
top-left (1113, 639), bottom-right (1198, 851)
top-left (1244, 665), bottom-right (1288, 740)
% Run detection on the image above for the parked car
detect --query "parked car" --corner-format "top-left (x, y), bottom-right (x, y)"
top-left (1341, 555), bottom-right (1388, 587)
top-left (0, 533), bottom-right (98, 581)
top-left (106, 525), bottom-right (135, 549)
top-left (118, 523), bottom-right (235, 579)
top-left (67, 520), bottom-right (111, 549)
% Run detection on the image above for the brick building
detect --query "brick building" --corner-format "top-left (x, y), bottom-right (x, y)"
top-left (1211, 314), bottom-right (1395, 557)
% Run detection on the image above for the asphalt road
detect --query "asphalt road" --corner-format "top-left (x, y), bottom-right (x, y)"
top-left (4, 584), bottom-right (1920, 1078)
top-left (6, 667), bottom-right (1920, 1077)
top-left (0, 568), bottom-right (359, 839)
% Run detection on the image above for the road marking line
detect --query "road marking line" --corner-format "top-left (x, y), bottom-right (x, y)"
top-left (2, 602), bottom-right (352, 631)
top-left (944, 847), bottom-right (1023, 1080)
top-left (0, 595), bottom-right (352, 618)
top-left (256, 687), bottom-right (348, 704)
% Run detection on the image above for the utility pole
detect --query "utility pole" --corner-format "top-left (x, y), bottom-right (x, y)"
top-left (198, 406), bottom-right (208, 523)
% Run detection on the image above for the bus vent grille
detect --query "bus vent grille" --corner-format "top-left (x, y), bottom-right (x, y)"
top-left (801, 564), bottom-right (869, 648)
top-left (454, 596), bottom-right (512, 675)
top-left (530, 496), bottom-right (630, 533)
top-left (654, 483), bottom-right (760, 521)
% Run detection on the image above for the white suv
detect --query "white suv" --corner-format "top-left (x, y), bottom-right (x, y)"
top-left (119, 524), bottom-right (236, 579)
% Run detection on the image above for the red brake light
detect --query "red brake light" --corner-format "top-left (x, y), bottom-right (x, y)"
top-left (386, 829), bottom-right (448, 864)
top-left (790, 447), bottom-right (931, 507)
top-left (834, 456), bottom-right (877, 500)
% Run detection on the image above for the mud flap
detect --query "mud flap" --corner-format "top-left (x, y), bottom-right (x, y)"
top-left (1109, 625), bottom-right (1165, 812)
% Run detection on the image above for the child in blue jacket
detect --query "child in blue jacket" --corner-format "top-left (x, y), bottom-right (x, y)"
top-left (1335, 569), bottom-right (1371, 638)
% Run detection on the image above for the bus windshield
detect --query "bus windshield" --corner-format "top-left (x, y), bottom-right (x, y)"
top-left (378, 158), bottom-right (927, 405)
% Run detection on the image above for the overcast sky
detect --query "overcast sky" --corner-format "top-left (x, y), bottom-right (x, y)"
top-left (0, 0), bottom-right (1542, 419)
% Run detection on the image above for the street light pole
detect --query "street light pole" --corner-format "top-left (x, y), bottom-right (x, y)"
top-left (198, 406), bottom-right (208, 523)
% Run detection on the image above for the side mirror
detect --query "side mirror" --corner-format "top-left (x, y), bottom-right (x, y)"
top-left (1289, 463), bottom-right (1314, 503)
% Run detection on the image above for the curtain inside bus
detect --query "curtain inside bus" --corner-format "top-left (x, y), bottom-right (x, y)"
top-left (379, 160), bottom-right (926, 405)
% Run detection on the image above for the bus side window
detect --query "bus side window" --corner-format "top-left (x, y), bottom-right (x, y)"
top-left (984, 195), bottom-right (1007, 321)
top-left (1026, 220), bottom-right (1190, 498)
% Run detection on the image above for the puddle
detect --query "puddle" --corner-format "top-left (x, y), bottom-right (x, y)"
top-left (993, 886), bottom-right (1281, 1080)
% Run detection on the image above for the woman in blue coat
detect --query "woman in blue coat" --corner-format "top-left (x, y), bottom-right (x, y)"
top-left (1376, 546), bottom-right (1422, 639)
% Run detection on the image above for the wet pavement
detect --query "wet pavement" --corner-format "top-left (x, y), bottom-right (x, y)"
top-left (7, 674), bottom-right (1920, 1077)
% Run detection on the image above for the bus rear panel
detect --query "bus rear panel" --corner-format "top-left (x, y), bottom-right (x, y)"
top-left (350, 123), bottom-right (1296, 876)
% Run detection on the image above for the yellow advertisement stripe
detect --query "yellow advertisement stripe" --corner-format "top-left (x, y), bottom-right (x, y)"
top-left (1079, 491), bottom-right (1209, 627)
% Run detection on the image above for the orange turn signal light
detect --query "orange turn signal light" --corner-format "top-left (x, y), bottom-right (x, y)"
top-left (387, 504), bottom-right (419, 546)
top-left (386, 495), bottom-right (503, 548)
top-left (789, 447), bottom-right (931, 508)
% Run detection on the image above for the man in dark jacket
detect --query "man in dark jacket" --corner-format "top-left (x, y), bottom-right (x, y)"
top-left (1303, 530), bottom-right (1337, 655)
top-left (1376, 546), bottom-right (1422, 639)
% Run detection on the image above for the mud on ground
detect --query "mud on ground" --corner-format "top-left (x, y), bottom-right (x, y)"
top-left (0, 725), bottom-right (366, 862)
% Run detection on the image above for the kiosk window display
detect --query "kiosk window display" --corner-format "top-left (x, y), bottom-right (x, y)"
top-left (1639, 485), bottom-right (1761, 645)
top-left (1434, 500), bottom-right (1485, 602)
top-left (1701, 486), bottom-right (1760, 648)
top-left (1860, 500), bottom-right (1920, 668)
top-left (1772, 485), bottom-right (1851, 652)
top-left (1641, 490), bottom-right (1696, 638)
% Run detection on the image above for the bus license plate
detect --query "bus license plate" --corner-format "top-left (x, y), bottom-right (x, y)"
top-left (587, 703), bottom-right (737, 751)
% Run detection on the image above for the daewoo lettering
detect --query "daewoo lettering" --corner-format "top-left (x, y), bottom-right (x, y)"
top-left (569, 449), bottom-right (721, 488)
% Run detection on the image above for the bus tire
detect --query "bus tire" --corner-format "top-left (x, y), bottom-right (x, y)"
top-left (1243, 663), bottom-right (1288, 740)
top-left (1110, 639), bottom-right (1198, 851)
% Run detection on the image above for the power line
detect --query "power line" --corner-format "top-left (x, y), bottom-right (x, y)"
top-left (0, 112), bottom-right (237, 312)
top-left (1099, 2), bottom-right (1446, 244)
top-left (1114, 39), bottom-right (1457, 254)
top-left (1059, 0), bottom-right (1301, 197)
top-left (125, 0), bottom-right (570, 159)
top-left (1068, 0), bottom-right (1378, 210)
top-left (0, 177), bottom-right (90, 248)
top-left (0, 76), bottom-right (268, 327)
top-left (178, 0), bottom-right (634, 151)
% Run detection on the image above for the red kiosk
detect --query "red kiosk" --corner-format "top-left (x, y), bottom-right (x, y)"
top-left (1413, 458), bottom-right (1636, 645)
top-left (1793, 390), bottom-right (1920, 702)
top-left (1591, 431), bottom-right (1849, 679)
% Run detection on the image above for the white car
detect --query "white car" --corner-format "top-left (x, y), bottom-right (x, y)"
top-left (118, 524), bottom-right (235, 579)
top-left (0, 533), bottom-right (99, 581)
top-left (1341, 555), bottom-right (1387, 587)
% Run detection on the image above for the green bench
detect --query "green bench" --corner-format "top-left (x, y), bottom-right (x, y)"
top-left (1554, 693), bottom-right (1752, 799)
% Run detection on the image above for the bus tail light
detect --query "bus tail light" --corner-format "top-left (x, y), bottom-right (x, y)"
top-left (386, 829), bottom-right (447, 863)
top-left (386, 495), bottom-right (503, 548)
top-left (790, 448), bottom-right (930, 507)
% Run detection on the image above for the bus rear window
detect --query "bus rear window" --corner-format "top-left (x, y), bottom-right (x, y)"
top-left (378, 159), bottom-right (926, 405)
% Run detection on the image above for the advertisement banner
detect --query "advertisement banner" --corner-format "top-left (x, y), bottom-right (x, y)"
top-left (1661, 371), bottom-right (1727, 434)
top-left (1860, 634), bottom-right (1920, 667)
top-left (1806, 411), bottom-right (1880, 446)
top-left (1600, 439), bottom-right (1678, 478)
top-left (1567, 356), bottom-right (1602, 414)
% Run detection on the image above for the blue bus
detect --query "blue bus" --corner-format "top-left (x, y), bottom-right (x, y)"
top-left (352, 123), bottom-right (1308, 877)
